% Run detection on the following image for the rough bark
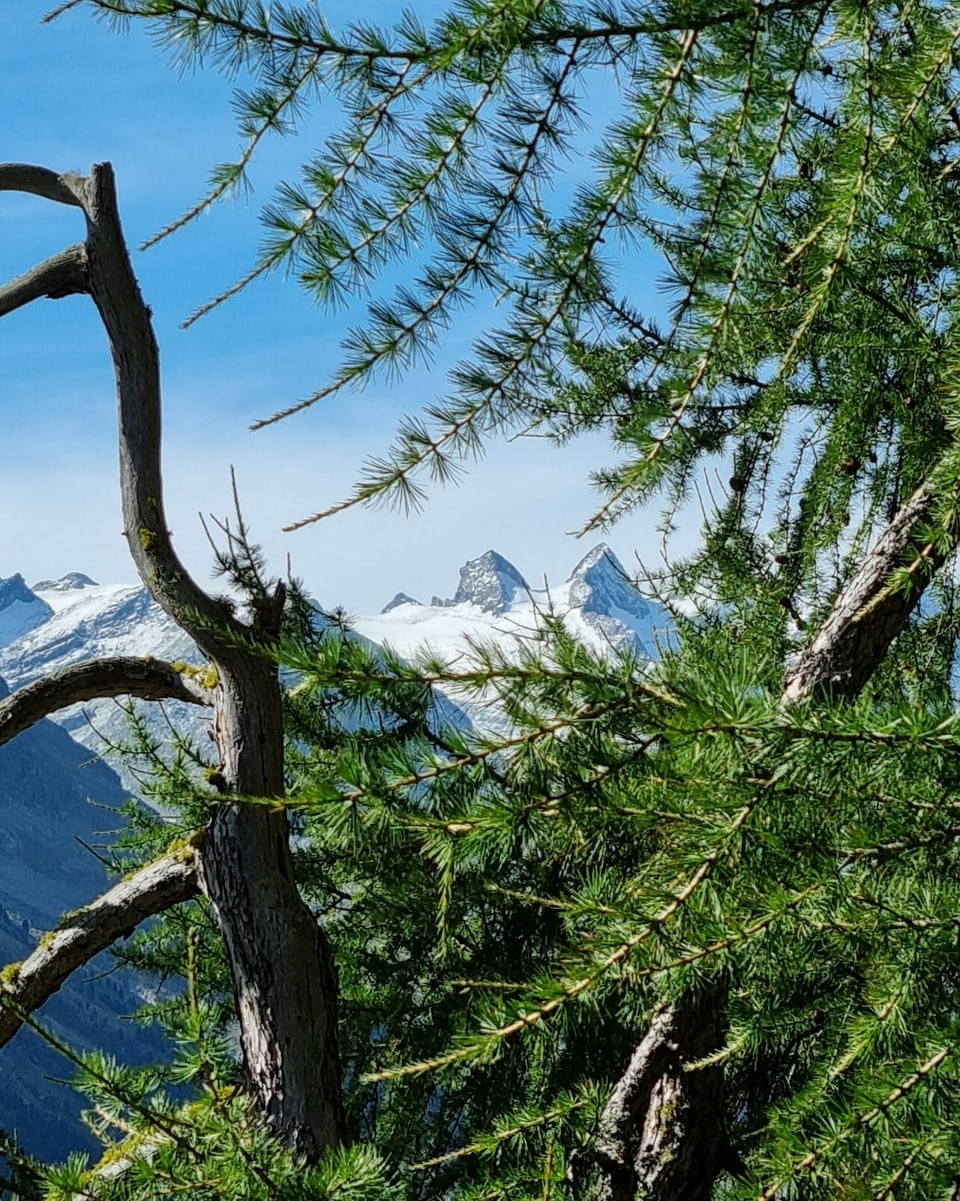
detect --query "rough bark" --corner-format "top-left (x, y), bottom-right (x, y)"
top-left (783, 478), bottom-right (945, 703)
top-left (595, 477), bottom-right (955, 1201)
top-left (0, 245), bottom-right (88, 317)
top-left (199, 651), bottom-right (346, 1155)
top-left (0, 850), bottom-right (199, 1049)
top-left (596, 990), bottom-right (726, 1201)
top-left (0, 161), bottom-right (346, 1156)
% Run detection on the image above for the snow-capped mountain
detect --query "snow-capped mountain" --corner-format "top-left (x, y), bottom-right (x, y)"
top-left (0, 548), bottom-right (668, 789)
top-left (0, 548), bottom-right (668, 1160)
top-left (0, 576), bottom-right (203, 791)
top-left (30, 571), bottom-right (99, 601)
top-left (357, 545), bottom-right (669, 662)
top-left (0, 573), bottom-right (53, 647)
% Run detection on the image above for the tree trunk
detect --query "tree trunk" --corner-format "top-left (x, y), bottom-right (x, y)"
top-left (200, 653), bottom-right (346, 1156)
top-left (596, 988), bottom-right (726, 1201)
top-left (0, 161), bottom-right (346, 1157)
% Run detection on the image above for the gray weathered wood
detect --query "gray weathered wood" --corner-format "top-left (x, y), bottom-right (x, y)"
top-left (0, 657), bottom-right (212, 747)
top-left (0, 160), bottom-right (347, 1156)
top-left (0, 850), bottom-right (199, 1049)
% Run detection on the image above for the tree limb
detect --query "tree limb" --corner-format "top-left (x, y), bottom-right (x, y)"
top-left (0, 162), bottom-right (242, 655)
top-left (783, 478), bottom-right (947, 702)
top-left (0, 657), bottom-right (213, 749)
top-left (78, 162), bottom-right (246, 655)
top-left (0, 246), bottom-right (88, 318)
top-left (0, 161), bottom-right (346, 1155)
top-left (596, 474), bottom-right (957, 1199)
top-left (0, 848), bottom-right (199, 1049)
top-left (0, 163), bottom-right (84, 207)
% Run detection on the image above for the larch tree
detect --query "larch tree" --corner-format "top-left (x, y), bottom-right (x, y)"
top-left (5, 0), bottom-right (960, 1198)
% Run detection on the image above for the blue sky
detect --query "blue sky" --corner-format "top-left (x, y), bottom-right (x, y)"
top-left (1, 4), bottom-right (694, 612)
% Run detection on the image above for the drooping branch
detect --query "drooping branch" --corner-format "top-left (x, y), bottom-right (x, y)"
top-left (0, 848), bottom-right (199, 1049)
top-left (0, 246), bottom-right (88, 318)
top-left (0, 657), bottom-right (213, 748)
top-left (596, 472), bottom-right (958, 1200)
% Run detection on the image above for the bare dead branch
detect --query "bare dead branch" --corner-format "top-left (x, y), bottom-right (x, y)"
top-left (0, 849), bottom-right (199, 1049)
top-left (0, 160), bottom-right (346, 1155)
top-left (0, 162), bottom-right (232, 653)
top-left (0, 657), bottom-right (213, 749)
top-left (78, 162), bottom-right (246, 655)
top-left (0, 163), bottom-right (84, 207)
top-left (0, 245), bottom-right (88, 318)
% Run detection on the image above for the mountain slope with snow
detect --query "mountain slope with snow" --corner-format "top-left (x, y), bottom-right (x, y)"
top-left (0, 574), bottom-right (53, 647)
top-left (1, 577), bottom-right (203, 790)
top-left (356, 544), bottom-right (670, 663)
top-left (0, 672), bottom-right (164, 1161)
top-left (0, 548), bottom-right (669, 1161)
top-left (0, 549), bottom-right (670, 786)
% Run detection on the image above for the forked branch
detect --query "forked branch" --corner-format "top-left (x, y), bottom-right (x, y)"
top-left (0, 160), bottom-right (346, 1156)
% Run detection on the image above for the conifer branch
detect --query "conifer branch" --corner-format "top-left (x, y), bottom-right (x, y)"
top-left (75, 0), bottom-right (832, 57)
top-left (582, 4), bottom-right (827, 532)
top-left (365, 803), bottom-right (753, 1082)
top-left (760, 1048), bottom-right (951, 1200)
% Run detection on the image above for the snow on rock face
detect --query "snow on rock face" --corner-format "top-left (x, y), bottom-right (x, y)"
top-left (354, 544), bottom-right (672, 663)
top-left (4, 548), bottom-right (671, 789)
top-left (32, 571), bottom-right (99, 593)
top-left (0, 574), bottom-right (53, 648)
top-left (381, 592), bottom-right (421, 614)
top-left (450, 550), bottom-right (529, 614)
top-left (566, 544), bottom-right (662, 653)
top-left (0, 583), bottom-right (204, 792)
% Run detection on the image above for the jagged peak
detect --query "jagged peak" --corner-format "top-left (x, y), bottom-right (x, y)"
top-left (381, 592), bottom-right (421, 614)
top-left (451, 550), bottom-right (528, 615)
top-left (32, 572), bottom-right (99, 592)
top-left (567, 543), bottom-right (626, 582)
top-left (0, 573), bottom-right (42, 610)
top-left (566, 544), bottom-right (650, 624)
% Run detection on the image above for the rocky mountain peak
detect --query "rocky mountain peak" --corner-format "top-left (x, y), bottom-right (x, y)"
top-left (451, 550), bottom-right (528, 615)
top-left (566, 545), bottom-right (659, 650)
top-left (568, 545), bottom-right (646, 616)
top-left (32, 571), bottom-right (98, 592)
top-left (381, 591), bottom-right (421, 614)
top-left (0, 573), bottom-right (41, 610)
top-left (0, 574), bottom-right (53, 647)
